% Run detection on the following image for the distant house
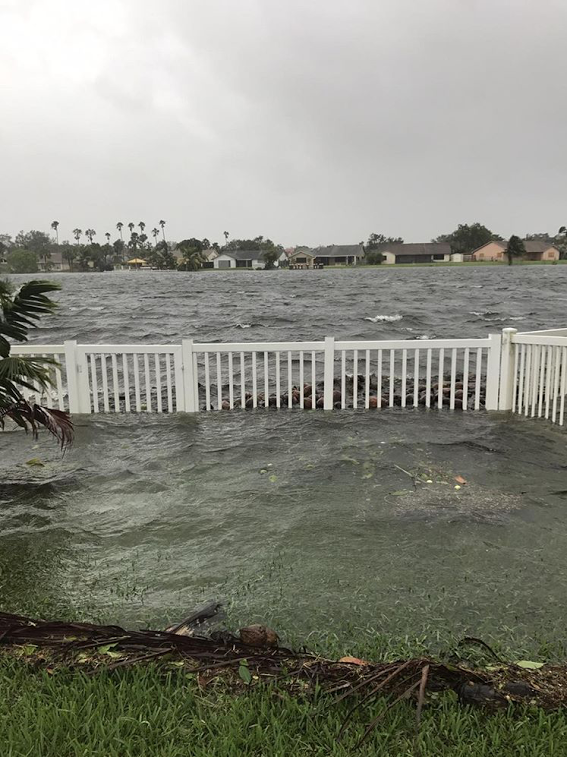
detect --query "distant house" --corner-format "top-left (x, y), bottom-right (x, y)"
top-left (379, 243), bottom-right (453, 264)
top-left (213, 249), bottom-right (269, 269)
top-left (288, 244), bottom-right (364, 269)
top-left (472, 240), bottom-right (560, 262)
top-left (38, 251), bottom-right (71, 272)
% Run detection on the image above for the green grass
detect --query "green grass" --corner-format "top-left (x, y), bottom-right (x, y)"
top-left (1, 661), bottom-right (566, 756)
top-left (353, 260), bottom-right (567, 269)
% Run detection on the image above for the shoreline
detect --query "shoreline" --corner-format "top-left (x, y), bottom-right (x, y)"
top-left (3, 259), bottom-right (567, 275)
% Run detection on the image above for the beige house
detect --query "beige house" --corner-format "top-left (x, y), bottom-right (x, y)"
top-left (472, 240), bottom-right (560, 262)
top-left (289, 244), bottom-right (364, 269)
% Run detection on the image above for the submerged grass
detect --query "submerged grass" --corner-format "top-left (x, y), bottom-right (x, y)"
top-left (2, 661), bottom-right (567, 757)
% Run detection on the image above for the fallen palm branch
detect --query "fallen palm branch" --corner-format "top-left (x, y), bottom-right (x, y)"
top-left (1, 610), bottom-right (566, 745)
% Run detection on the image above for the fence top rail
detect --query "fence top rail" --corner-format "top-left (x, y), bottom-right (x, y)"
top-left (10, 344), bottom-right (65, 354)
top-left (76, 344), bottom-right (182, 354)
top-left (515, 328), bottom-right (567, 337)
top-left (334, 337), bottom-right (492, 351)
top-left (8, 337), bottom-right (500, 355)
top-left (193, 341), bottom-right (325, 353)
top-left (512, 334), bottom-right (567, 346)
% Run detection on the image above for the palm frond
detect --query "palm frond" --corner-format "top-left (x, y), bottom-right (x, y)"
top-left (0, 280), bottom-right (61, 355)
top-left (0, 355), bottom-right (56, 387)
top-left (1, 400), bottom-right (74, 449)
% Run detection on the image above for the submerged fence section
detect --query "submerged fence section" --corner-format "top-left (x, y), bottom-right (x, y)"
top-left (10, 328), bottom-right (567, 426)
top-left (502, 328), bottom-right (567, 426)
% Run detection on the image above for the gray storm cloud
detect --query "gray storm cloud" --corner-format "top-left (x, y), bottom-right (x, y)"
top-left (1, 0), bottom-right (566, 246)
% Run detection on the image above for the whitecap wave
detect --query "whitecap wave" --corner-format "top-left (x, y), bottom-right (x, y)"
top-left (364, 314), bottom-right (402, 323)
top-left (470, 310), bottom-right (499, 318)
top-left (236, 323), bottom-right (252, 329)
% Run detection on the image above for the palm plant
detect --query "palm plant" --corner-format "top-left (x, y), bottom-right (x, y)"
top-left (73, 228), bottom-right (82, 245)
top-left (105, 232), bottom-right (111, 244)
top-left (159, 220), bottom-right (167, 243)
top-left (138, 222), bottom-right (146, 235)
top-left (51, 221), bottom-right (59, 244)
top-left (0, 279), bottom-right (73, 446)
top-left (85, 229), bottom-right (96, 244)
top-left (152, 227), bottom-right (160, 246)
top-left (223, 231), bottom-right (229, 247)
top-left (128, 222), bottom-right (135, 236)
top-left (177, 240), bottom-right (206, 271)
top-left (128, 232), bottom-right (139, 251)
top-left (116, 222), bottom-right (124, 240)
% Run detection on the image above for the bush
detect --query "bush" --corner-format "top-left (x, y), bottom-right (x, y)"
top-left (7, 250), bottom-right (39, 274)
top-left (364, 250), bottom-right (383, 265)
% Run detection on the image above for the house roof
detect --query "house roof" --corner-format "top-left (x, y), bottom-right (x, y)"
top-left (378, 243), bottom-right (451, 257)
top-left (220, 249), bottom-right (266, 261)
top-left (290, 247), bottom-right (315, 258)
top-left (473, 240), bottom-right (558, 254)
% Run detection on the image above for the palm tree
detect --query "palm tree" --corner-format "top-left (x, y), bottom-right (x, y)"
top-left (0, 280), bottom-right (73, 447)
top-left (177, 240), bottom-right (207, 271)
top-left (223, 231), bottom-right (229, 247)
top-left (62, 245), bottom-right (76, 271)
top-left (116, 222), bottom-right (124, 241)
top-left (85, 229), bottom-right (96, 244)
top-left (159, 220), bottom-right (167, 243)
top-left (105, 232), bottom-right (111, 244)
top-left (128, 232), bottom-right (139, 251)
top-left (128, 222), bottom-right (135, 236)
top-left (151, 228), bottom-right (160, 246)
top-left (72, 228), bottom-right (82, 245)
top-left (51, 221), bottom-right (60, 244)
top-left (138, 221), bottom-right (146, 236)
top-left (506, 235), bottom-right (525, 266)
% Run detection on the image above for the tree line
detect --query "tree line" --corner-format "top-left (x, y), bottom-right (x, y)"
top-left (2, 221), bottom-right (567, 274)
top-left (0, 223), bottom-right (285, 273)
top-left (361, 223), bottom-right (567, 265)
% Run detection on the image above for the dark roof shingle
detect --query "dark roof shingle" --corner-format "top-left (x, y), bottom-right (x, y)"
top-left (312, 244), bottom-right (364, 258)
top-left (378, 243), bottom-right (451, 256)
top-left (221, 249), bottom-right (266, 261)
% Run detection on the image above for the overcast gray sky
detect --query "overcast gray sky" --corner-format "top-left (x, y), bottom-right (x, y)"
top-left (1, 0), bottom-right (566, 247)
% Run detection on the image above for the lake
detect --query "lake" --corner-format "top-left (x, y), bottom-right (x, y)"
top-left (2, 267), bottom-right (566, 653)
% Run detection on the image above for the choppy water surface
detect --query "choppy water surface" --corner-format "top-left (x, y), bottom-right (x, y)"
top-left (1, 268), bottom-right (567, 650)
top-left (8, 265), bottom-right (567, 343)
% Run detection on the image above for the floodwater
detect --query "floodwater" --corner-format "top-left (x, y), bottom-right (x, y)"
top-left (1, 267), bottom-right (567, 651)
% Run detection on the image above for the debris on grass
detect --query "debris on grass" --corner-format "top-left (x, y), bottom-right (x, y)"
top-left (1, 610), bottom-right (566, 745)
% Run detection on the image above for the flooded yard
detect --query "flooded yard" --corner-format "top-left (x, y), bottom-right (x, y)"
top-left (2, 409), bottom-right (566, 654)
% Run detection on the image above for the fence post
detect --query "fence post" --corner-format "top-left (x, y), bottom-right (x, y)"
top-left (173, 346), bottom-right (186, 412)
top-left (323, 336), bottom-right (335, 410)
top-left (485, 333), bottom-right (502, 410)
top-left (76, 346), bottom-right (92, 413)
top-left (182, 339), bottom-right (198, 412)
top-left (499, 328), bottom-right (518, 411)
top-left (64, 340), bottom-right (80, 413)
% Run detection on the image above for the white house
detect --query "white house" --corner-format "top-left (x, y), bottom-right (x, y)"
top-left (213, 250), bottom-right (269, 269)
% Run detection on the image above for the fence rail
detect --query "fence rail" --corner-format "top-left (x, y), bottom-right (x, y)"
top-left (9, 328), bottom-right (567, 426)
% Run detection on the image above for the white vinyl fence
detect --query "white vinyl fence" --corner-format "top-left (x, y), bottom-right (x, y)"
top-left (9, 328), bottom-right (567, 425)
top-left (501, 328), bottom-right (567, 426)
